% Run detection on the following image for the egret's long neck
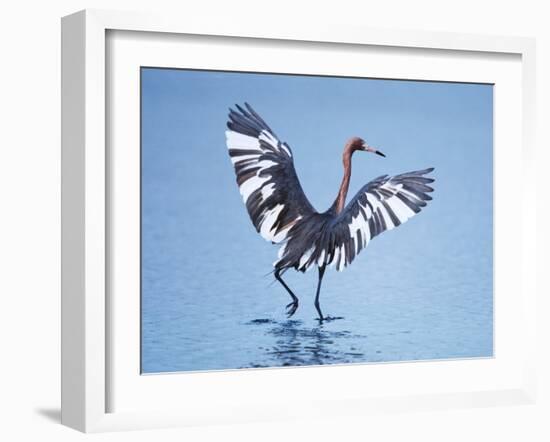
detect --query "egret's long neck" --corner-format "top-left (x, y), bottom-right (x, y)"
top-left (334, 147), bottom-right (353, 214)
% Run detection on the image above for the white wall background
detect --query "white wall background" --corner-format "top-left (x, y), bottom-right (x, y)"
top-left (0, 1), bottom-right (548, 441)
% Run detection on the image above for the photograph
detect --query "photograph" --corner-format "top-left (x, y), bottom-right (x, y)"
top-left (140, 67), bottom-right (493, 373)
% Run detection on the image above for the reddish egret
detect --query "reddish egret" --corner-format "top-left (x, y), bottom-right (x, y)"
top-left (226, 103), bottom-right (434, 321)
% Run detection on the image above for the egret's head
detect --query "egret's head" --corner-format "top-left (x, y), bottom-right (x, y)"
top-left (347, 136), bottom-right (386, 157)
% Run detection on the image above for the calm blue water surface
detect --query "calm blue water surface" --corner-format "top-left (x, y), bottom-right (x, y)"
top-left (141, 69), bottom-right (493, 373)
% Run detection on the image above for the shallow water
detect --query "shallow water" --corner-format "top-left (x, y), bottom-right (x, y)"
top-left (140, 69), bottom-right (493, 373)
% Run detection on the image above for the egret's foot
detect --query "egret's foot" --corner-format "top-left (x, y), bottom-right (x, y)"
top-left (285, 300), bottom-right (299, 317)
top-left (316, 315), bottom-right (344, 323)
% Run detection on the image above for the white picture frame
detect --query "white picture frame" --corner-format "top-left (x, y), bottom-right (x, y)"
top-left (61, 9), bottom-right (538, 433)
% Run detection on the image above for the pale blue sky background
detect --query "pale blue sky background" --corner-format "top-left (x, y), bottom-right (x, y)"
top-left (141, 68), bottom-right (493, 373)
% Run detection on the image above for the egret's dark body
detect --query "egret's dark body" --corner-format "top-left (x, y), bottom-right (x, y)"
top-left (226, 103), bottom-right (435, 320)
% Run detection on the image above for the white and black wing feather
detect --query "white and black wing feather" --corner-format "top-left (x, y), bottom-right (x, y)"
top-left (326, 168), bottom-right (435, 271)
top-left (226, 103), bottom-right (316, 243)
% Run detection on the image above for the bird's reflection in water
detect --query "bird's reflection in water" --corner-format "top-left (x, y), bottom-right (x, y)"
top-left (245, 319), bottom-right (366, 368)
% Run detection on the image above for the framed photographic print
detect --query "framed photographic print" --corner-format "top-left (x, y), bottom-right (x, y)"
top-left (61, 9), bottom-right (537, 432)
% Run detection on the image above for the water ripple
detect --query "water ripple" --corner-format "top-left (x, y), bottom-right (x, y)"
top-left (242, 319), bottom-right (366, 368)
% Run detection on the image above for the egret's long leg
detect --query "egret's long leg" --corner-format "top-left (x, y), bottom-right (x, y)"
top-left (314, 265), bottom-right (326, 321)
top-left (274, 268), bottom-right (299, 317)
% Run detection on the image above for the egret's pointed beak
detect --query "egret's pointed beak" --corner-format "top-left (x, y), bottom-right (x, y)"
top-left (365, 146), bottom-right (386, 157)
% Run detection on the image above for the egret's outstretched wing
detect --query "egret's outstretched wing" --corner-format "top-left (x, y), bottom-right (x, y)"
top-left (226, 103), bottom-right (317, 243)
top-left (325, 168), bottom-right (435, 271)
